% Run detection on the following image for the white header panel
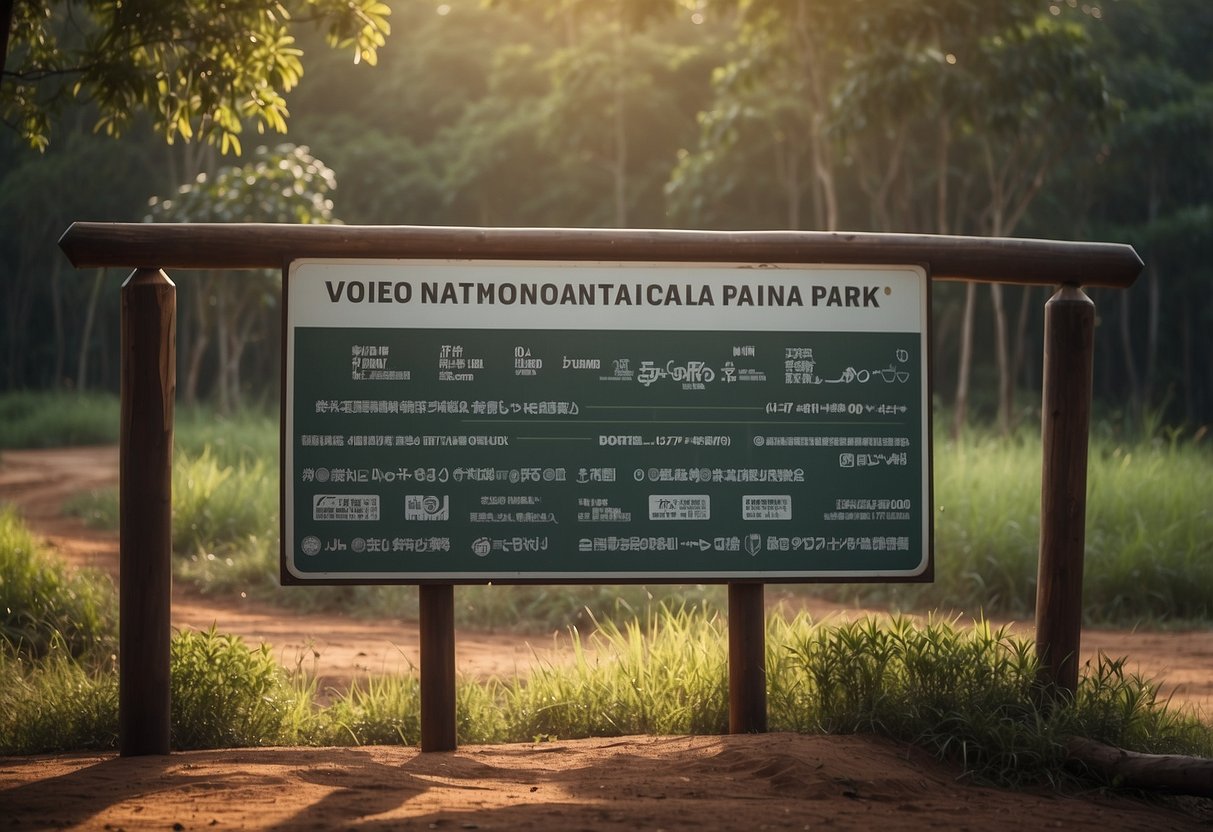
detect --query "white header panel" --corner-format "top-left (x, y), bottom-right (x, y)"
top-left (287, 260), bottom-right (927, 334)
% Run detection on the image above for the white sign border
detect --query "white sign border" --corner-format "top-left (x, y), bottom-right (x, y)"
top-left (282, 258), bottom-right (932, 583)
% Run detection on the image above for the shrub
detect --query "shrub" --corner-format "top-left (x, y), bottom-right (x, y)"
top-left (171, 627), bottom-right (301, 749)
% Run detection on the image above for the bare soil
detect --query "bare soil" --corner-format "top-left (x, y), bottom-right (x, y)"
top-left (1, 445), bottom-right (1210, 831)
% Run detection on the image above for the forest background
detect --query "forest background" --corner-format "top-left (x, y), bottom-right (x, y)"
top-left (2, 0), bottom-right (1211, 436)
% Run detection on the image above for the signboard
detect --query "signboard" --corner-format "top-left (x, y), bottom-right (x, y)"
top-left (282, 260), bottom-right (931, 583)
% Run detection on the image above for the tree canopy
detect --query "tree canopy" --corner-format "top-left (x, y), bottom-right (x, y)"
top-left (2, 0), bottom-right (1210, 429)
top-left (1, 0), bottom-right (391, 153)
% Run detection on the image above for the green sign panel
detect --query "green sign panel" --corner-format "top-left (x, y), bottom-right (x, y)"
top-left (282, 260), bottom-right (931, 583)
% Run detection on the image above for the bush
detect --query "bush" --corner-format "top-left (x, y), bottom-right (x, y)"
top-left (776, 614), bottom-right (1213, 785)
top-left (171, 627), bottom-right (302, 749)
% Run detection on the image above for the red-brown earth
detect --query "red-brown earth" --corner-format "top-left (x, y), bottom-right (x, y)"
top-left (1, 445), bottom-right (1210, 830)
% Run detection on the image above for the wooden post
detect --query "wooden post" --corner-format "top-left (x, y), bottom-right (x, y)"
top-left (728, 582), bottom-right (767, 733)
top-left (119, 268), bottom-right (176, 755)
top-left (1035, 285), bottom-right (1095, 699)
top-left (419, 583), bottom-right (457, 751)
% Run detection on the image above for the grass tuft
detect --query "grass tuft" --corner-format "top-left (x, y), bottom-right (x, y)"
top-left (171, 626), bottom-right (305, 749)
top-left (775, 614), bottom-right (1212, 786)
top-left (314, 674), bottom-right (422, 746)
top-left (0, 506), bottom-right (116, 660)
top-left (0, 646), bottom-right (119, 754)
top-left (496, 605), bottom-right (730, 741)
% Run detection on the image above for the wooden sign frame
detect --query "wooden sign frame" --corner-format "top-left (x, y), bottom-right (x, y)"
top-left (58, 223), bottom-right (1142, 754)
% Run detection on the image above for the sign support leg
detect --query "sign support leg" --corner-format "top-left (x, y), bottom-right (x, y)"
top-left (119, 268), bottom-right (175, 756)
top-left (1035, 285), bottom-right (1095, 699)
top-left (728, 582), bottom-right (767, 733)
top-left (420, 583), bottom-right (457, 751)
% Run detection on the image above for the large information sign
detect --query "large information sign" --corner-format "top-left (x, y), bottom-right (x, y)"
top-left (282, 260), bottom-right (931, 583)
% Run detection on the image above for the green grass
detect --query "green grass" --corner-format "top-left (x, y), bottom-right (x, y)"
top-left (0, 506), bottom-right (116, 660)
top-left (794, 613), bottom-right (1213, 782)
top-left (68, 447), bottom-right (726, 628)
top-left (1082, 440), bottom-right (1213, 623)
top-left (174, 406), bottom-right (279, 466)
top-left (311, 608), bottom-right (1211, 788)
top-left (500, 610), bottom-right (730, 739)
top-left (171, 627), bottom-right (312, 750)
top-left (122, 606), bottom-right (1197, 790)
top-left (0, 391), bottom-right (120, 449)
top-left (0, 510), bottom-right (118, 753)
top-left (0, 391), bottom-right (278, 458)
top-left (13, 390), bottom-right (1212, 628)
top-left (802, 429), bottom-right (1213, 626)
top-left (0, 648), bottom-right (119, 754)
top-left (63, 422), bottom-right (1213, 629)
top-left (313, 672), bottom-right (423, 746)
top-left (3, 403), bottom-right (1208, 802)
top-left (2, 514), bottom-right (1209, 792)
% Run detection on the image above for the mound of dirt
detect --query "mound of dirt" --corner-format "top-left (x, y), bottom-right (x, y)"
top-left (3, 734), bottom-right (1210, 831)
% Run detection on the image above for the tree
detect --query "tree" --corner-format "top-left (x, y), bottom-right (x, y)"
top-left (967, 12), bottom-right (1111, 432)
top-left (1058, 0), bottom-right (1213, 426)
top-left (146, 143), bottom-right (338, 410)
top-left (0, 126), bottom-right (153, 390)
top-left (2, 0), bottom-right (390, 153)
top-left (489, 0), bottom-right (698, 227)
top-left (676, 1), bottom-right (1113, 433)
top-left (668, 0), bottom-right (848, 231)
top-left (823, 1), bottom-right (1114, 434)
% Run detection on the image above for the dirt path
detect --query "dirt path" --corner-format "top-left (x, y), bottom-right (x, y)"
top-left (5, 734), bottom-right (1210, 832)
top-left (0, 446), bottom-right (573, 691)
top-left (1, 445), bottom-right (1210, 716)
top-left (3, 445), bottom-right (1212, 831)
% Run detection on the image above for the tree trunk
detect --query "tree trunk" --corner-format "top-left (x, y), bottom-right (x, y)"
top-left (184, 332), bottom-right (208, 407)
top-left (216, 282), bottom-right (231, 415)
top-left (611, 9), bottom-right (628, 228)
top-left (182, 277), bottom-right (211, 407)
top-left (1, 0), bottom-right (14, 76)
top-left (225, 299), bottom-right (260, 412)
top-left (952, 281), bottom-right (978, 438)
top-left (783, 138), bottom-right (801, 229)
top-left (812, 135), bottom-right (838, 232)
top-left (97, 298), bottom-right (113, 390)
top-left (1143, 167), bottom-right (1161, 406)
top-left (805, 130), bottom-right (824, 230)
top-left (990, 283), bottom-right (1012, 434)
top-left (1065, 736), bottom-right (1213, 797)
top-left (50, 257), bottom-right (66, 387)
top-left (3, 271), bottom-right (35, 389)
top-left (1144, 262), bottom-right (1160, 407)
top-left (936, 121), bottom-right (951, 235)
top-left (1118, 289), bottom-right (1141, 422)
top-left (612, 89), bottom-right (627, 228)
top-left (76, 269), bottom-right (107, 391)
top-left (1180, 306), bottom-right (1194, 424)
top-left (1008, 286), bottom-right (1035, 432)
